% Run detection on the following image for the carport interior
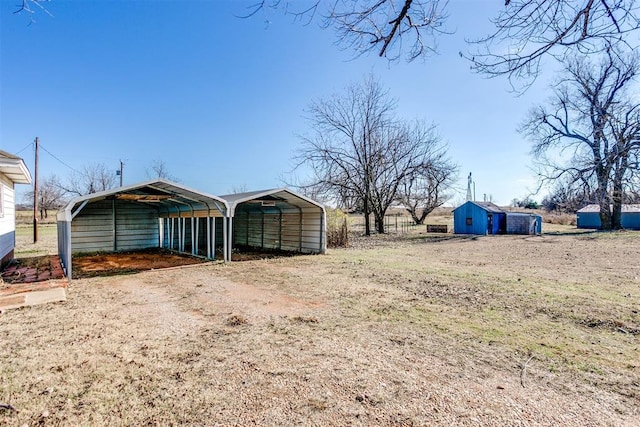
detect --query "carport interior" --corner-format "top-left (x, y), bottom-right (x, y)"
top-left (57, 180), bottom-right (228, 278)
top-left (224, 189), bottom-right (326, 255)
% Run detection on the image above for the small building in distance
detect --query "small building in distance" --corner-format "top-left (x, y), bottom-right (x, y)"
top-left (453, 201), bottom-right (542, 235)
top-left (0, 150), bottom-right (32, 266)
top-left (576, 204), bottom-right (640, 230)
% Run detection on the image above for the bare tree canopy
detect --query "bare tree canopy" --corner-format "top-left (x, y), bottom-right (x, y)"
top-left (247, 0), bottom-right (450, 62)
top-left (58, 163), bottom-right (118, 197)
top-left (522, 48), bottom-right (640, 229)
top-left (251, 1), bottom-right (639, 82)
top-left (396, 147), bottom-right (458, 224)
top-left (295, 76), bottom-right (452, 235)
top-left (16, 1), bottom-right (640, 84)
top-left (13, 0), bottom-right (53, 24)
top-left (22, 175), bottom-right (67, 219)
top-left (467, 0), bottom-right (640, 85)
top-left (146, 160), bottom-right (178, 182)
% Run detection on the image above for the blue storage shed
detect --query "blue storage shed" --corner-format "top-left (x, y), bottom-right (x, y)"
top-left (453, 201), bottom-right (506, 235)
top-left (577, 204), bottom-right (640, 229)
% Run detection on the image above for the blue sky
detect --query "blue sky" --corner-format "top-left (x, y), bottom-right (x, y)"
top-left (1, 0), bottom-right (554, 206)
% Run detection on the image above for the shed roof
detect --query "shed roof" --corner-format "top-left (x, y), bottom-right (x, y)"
top-left (219, 188), bottom-right (325, 216)
top-left (577, 204), bottom-right (640, 213)
top-left (453, 201), bottom-right (504, 214)
top-left (0, 150), bottom-right (32, 184)
top-left (57, 179), bottom-right (228, 221)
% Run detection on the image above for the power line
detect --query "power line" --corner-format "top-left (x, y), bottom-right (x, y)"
top-left (39, 143), bottom-right (83, 174)
top-left (14, 141), bottom-right (33, 155)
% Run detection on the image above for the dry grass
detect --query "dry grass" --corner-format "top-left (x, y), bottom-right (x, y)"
top-left (15, 224), bottom-right (58, 259)
top-left (1, 224), bottom-right (639, 426)
top-left (15, 209), bottom-right (58, 225)
top-left (543, 212), bottom-right (577, 226)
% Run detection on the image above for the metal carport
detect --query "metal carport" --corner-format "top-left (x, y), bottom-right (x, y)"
top-left (57, 179), bottom-right (229, 278)
top-left (220, 188), bottom-right (326, 257)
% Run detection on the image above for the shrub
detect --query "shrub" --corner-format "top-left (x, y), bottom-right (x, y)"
top-left (543, 212), bottom-right (576, 226)
top-left (326, 209), bottom-right (348, 248)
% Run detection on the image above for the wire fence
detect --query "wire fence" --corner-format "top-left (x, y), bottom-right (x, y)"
top-left (348, 214), bottom-right (442, 234)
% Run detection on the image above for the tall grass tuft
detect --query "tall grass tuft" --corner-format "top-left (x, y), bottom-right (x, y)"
top-left (326, 209), bottom-right (349, 247)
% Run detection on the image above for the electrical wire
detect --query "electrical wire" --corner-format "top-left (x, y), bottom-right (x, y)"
top-left (39, 143), bottom-right (83, 174)
top-left (14, 141), bottom-right (33, 155)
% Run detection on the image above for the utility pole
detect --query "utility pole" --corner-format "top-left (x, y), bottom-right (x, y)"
top-left (119, 159), bottom-right (124, 186)
top-left (33, 137), bottom-right (39, 243)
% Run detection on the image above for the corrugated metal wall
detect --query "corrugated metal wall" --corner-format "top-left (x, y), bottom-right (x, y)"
top-left (71, 200), bottom-right (159, 253)
top-left (57, 220), bottom-right (71, 276)
top-left (506, 214), bottom-right (539, 235)
top-left (621, 213), bottom-right (640, 230)
top-left (453, 202), bottom-right (488, 235)
top-left (578, 211), bottom-right (640, 229)
top-left (577, 212), bottom-right (601, 229)
top-left (232, 205), bottom-right (324, 253)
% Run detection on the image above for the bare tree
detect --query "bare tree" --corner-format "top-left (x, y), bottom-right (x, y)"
top-left (20, 1), bottom-right (639, 82)
top-left (22, 175), bottom-right (67, 219)
top-left (230, 184), bottom-right (248, 194)
top-left (522, 48), bottom-right (640, 229)
top-left (295, 76), bottom-right (446, 234)
top-left (247, 0), bottom-right (449, 62)
top-left (396, 147), bottom-right (458, 224)
top-left (467, 0), bottom-right (640, 86)
top-left (146, 160), bottom-right (178, 182)
top-left (606, 99), bottom-right (640, 225)
top-left (13, 0), bottom-right (53, 24)
top-left (541, 177), bottom-right (593, 212)
top-left (59, 163), bottom-right (117, 197)
top-left (252, 1), bottom-right (638, 80)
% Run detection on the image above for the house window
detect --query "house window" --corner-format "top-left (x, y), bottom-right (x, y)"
top-left (466, 217), bottom-right (472, 226)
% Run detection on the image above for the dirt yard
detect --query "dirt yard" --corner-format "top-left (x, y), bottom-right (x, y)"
top-left (71, 249), bottom-right (212, 279)
top-left (1, 227), bottom-right (639, 426)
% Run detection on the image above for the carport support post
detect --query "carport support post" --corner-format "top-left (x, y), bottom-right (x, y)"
top-left (223, 216), bottom-right (228, 262)
top-left (112, 199), bottom-right (117, 251)
top-left (182, 218), bottom-right (186, 252)
top-left (211, 217), bottom-right (216, 260)
top-left (194, 216), bottom-right (199, 256)
top-left (177, 214), bottom-right (182, 251)
top-left (320, 209), bottom-right (325, 253)
top-left (191, 215), bottom-right (196, 255)
top-left (298, 206), bottom-right (303, 252)
top-left (170, 218), bottom-right (174, 250)
top-left (65, 220), bottom-right (72, 280)
top-left (228, 217), bottom-right (233, 262)
top-left (278, 210), bottom-right (283, 251)
top-left (206, 216), bottom-right (211, 259)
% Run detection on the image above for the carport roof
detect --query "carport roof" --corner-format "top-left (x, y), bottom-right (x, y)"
top-left (219, 188), bottom-right (325, 216)
top-left (57, 179), bottom-right (229, 221)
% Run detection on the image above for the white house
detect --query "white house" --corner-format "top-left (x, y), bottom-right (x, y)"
top-left (0, 150), bottom-right (32, 266)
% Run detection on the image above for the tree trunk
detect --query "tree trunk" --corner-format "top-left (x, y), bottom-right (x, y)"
top-left (599, 206), bottom-right (612, 230)
top-left (415, 211), bottom-right (429, 225)
top-left (375, 213), bottom-right (385, 234)
top-left (363, 195), bottom-right (371, 236)
top-left (611, 154), bottom-right (628, 230)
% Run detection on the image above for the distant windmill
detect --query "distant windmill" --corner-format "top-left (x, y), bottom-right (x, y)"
top-left (466, 172), bottom-right (475, 201)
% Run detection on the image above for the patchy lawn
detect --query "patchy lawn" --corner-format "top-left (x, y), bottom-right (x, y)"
top-left (1, 228), bottom-right (639, 426)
